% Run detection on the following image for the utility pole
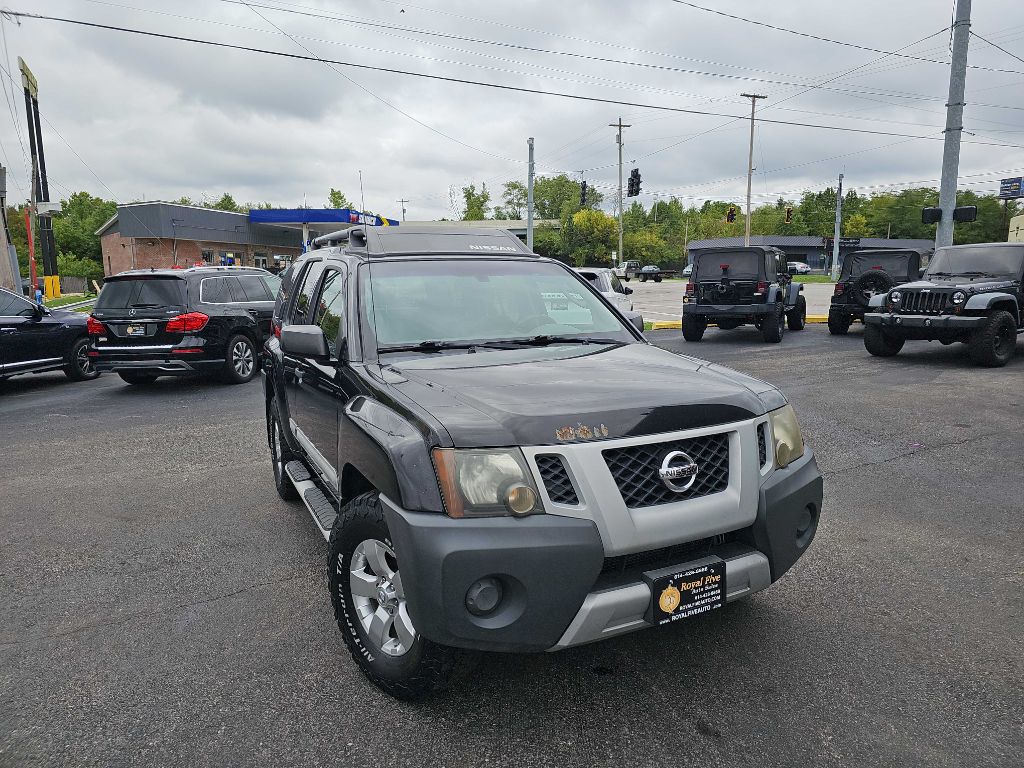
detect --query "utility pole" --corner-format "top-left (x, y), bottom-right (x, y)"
top-left (936, 0), bottom-right (971, 248)
top-left (527, 137), bottom-right (535, 251)
top-left (20, 57), bottom-right (59, 299)
top-left (740, 94), bottom-right (766, 247)
top-left (831, 173), bottom-right (844, 281)
top-left (396, 198), bottom-right (408, 222)
top-left (610, 117), bottom-right (631, 264)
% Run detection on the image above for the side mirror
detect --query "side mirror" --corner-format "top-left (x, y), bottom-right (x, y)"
top-left (624, 286), bottom-right (633, 295)
top-left (281, 325), bottom-right (329, 359)
top-left (623, 310), bottom-right (645, 333)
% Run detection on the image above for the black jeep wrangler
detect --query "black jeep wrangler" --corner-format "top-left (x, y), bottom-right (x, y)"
top-left (263, 226), bottom-right (822, 699)
top-left (828, 248), bottom-right (929, 335)
top-left (863, 242), bottom-right (1024, 367)
top-left (682, 246), bottom-right (806, 343)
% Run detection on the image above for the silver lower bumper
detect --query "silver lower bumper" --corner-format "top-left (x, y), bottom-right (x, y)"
top-left (549, 549), bottom-right (772, 650)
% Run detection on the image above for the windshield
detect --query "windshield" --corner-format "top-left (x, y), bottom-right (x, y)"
top-left (841, 253), bottom-right (915, 279)
top-left (925, 245), bottom-right (1024, 279)
top-left (96, 277), bottom-right (187, 309)
top-left (695, 252), bottom-right (761, 279)
top-left (364, 259), bottom-right (633, 349)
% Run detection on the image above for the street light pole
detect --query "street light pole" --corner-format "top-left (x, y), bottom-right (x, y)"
top-left (527, 137), bottom-right (535, 251)
top-left (936, 0), bottom-right (971, 248)
top-left (831, 173), bottom-right (844, 281)
top-left (610, 117), bottom-right (631, 264)
top-left (740, 94), bottom-right (766, 247)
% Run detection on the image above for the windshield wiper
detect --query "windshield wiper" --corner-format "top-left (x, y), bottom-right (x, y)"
top-left (504, 335), bottom-right (624, 347)
top-left (377, 340), bottom-right (523, 354)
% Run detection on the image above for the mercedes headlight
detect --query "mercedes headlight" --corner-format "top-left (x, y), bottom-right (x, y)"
top-left (769, 404), bottom-right (805, 469)
top-left (889, 290), bottom-right (902, 304)
top-left (952, 291), bottom-right (967, 305)
top-left (433, 448), bottom-right (543, 518)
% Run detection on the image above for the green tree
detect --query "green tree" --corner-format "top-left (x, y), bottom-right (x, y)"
top-left (567, 208), bottom-right (617, 266)
top-left (494, 180), bottom-right (527, 220)
top-left (8, 204), bottom-right (30, 277)
top-left (622, 200), bottom-right (648, 233)
top-left (624, 229), bottom-right (667, 265)
top-left (843, 213), bottom-right (872, 238)
top-left (460, 183), bottom-right (490, 220)
top-left (531, 224), bottom-right (563, 261)
top-left (326, 188), bottom-right (352, 209)
top-left (56, 252), bottom-right (104, 285)
top-left (52, 191), bottom-right (117, 264)
top-left (533, 174), bottom-right (603, 219)
top-left (207, 193), bottom-right (244, 212)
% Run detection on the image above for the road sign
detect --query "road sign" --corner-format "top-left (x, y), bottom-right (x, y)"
top-left (998, 177), bottom-right (1022, 199)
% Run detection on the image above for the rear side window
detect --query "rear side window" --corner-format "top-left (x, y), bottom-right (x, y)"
top-left (97, 278), bottom-right (186, 309)
top-left (200, 277), bottom-right (232, 304)
top-left (236, 275), bottom-right (272, 302)
top-left (291, 260), bottom-right (326, 324)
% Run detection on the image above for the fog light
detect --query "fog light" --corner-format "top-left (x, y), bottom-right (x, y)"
top-left (796, 508), bottom-right (813, 536)
top-left (505, 484), bottom-right (538, 516)
top-left (466, 577), bottom-right (503, 616)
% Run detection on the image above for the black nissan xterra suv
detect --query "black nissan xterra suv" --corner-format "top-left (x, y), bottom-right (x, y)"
top-left (682, 246), bottom-right (806, 343)
top-left (863, 242), bottom-right (1024, 367)
top-left (89, 266), bottom-right (280, 385)
top-left (828, 248), bottom-right (929, 335)
top-left (263, 225), bottom-right (823, 699)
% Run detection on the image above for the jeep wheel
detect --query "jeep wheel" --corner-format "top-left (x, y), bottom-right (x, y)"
top-left (329, 493), bottom-right (473, 700)
top-left (682, 315), bottom-right (707, 342)
top-left (761, 303), bottom-right (785, 343)
top-left (828, 310), bottom-right (852, 335)
top-left (787, 296), bottom-right (807, 331)
top-left (968, 310), bottom-right (1017, 367)
top-left (64, 337), bottom-right (101, 382)
top-left (269, 399), bottom-right (298, 501)
top-left (118, 372), bottom-right (159, 385)
top-left (221, 334), bottom-right (257, 384)
top-left (864, 325), bottom-right (904, 357)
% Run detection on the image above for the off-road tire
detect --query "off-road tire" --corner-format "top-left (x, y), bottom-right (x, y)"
top-left (328, 493), bottom-right (474, 700)
top-left (63, 337), bottom-right (100, 381)
top-left (682, 315), bottom-right (707, 342)
top-left (118, 372), bottom-right (158, 385)
top-left (967, 310), bottom-right (1017, 368)
top-left (828, 310), bottom-right (852, 335)
top-left (787, 295), bottom-right (807, 331)
top-left (269, 399), bottom-right (299, 501)
top-left (864, 325), bottom-right (904, 357)
top-left (761, 303), bottom-right (785, 343)
top-left (850, 270), bottom-right (895, 307)
top-left (221, 334), bottom-right (257, 384)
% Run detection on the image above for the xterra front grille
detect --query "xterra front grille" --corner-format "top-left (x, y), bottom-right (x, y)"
top-left (599, 531), bottom-right (739, 578)
top-left (535, 454), bottom-right (579, 505)
top-left (602, 432), bottom-right (730, 509)
top-left (900, 290), bottom-right (950, 314)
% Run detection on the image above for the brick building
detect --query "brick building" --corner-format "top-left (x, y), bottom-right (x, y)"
top-left (96, 202), bottom-right (308, 276)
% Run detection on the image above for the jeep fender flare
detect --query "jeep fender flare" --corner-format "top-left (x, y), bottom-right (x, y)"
top-left (868, 293), bottom-right (887, 309)
top-left (963, 291), bottom-right (1018, 314)
top-left (766, 285), bottom-right (783, 304)
top-left (342, 396), bottom-right (445, 513)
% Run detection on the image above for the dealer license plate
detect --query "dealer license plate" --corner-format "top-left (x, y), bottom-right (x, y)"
top-left (645, 559), bottom-right (726, 626)
top-left (125, 324), bottom-right (146, 336)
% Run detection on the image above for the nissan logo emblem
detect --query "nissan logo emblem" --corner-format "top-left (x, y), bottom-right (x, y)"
top-left (658, 450), bottom-right (699, 492)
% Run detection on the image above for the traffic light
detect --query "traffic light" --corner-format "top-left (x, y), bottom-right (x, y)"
top-left (626, 167), bottom-right (641, 197)
top-left (726, 206), bottom-right (737, 223)
top-left (580, 180), bottom-right (588, 206)
top-left (784, 206), bottom-right (793, 224)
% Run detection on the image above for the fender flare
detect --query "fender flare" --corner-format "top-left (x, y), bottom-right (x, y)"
top-left (766, 285), bottom-right (783, 304)
top-left (868, 293), bottom-right (887, 309)
top-left (963, 291), bottom-right (1018, 312)
top-left (343, 396), bottom-right (444, 513)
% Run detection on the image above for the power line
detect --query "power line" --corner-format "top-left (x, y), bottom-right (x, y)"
top-left (971, 30), bottom-right (1024, 68)
top-left (669, 0), bottom-right (1024, 75)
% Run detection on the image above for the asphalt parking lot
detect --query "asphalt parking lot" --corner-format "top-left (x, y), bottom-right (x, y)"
top-left (2, 325), bottom-right (1021, 768)
top-left (628, 278), bottom-right (835, 322)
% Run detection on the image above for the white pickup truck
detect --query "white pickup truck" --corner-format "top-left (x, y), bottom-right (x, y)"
top-left (612, 260), bottom-right (642, 281)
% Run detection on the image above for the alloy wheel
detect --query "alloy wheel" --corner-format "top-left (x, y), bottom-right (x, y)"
top-left (347, 538), bottom-right (416, 657)
top-left (76, 344), bottom-right (94, 376)
top-left (232, 341), bottom-right (254, 377)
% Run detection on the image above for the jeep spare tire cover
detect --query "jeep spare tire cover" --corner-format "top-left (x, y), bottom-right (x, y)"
top-left (850, 269), bottom-right (895, 306)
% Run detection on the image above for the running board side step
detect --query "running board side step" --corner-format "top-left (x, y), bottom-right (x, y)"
top-left (284, 460), bottom-right (338, 540)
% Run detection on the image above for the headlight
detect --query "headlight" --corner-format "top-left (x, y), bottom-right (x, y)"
top-left (432, 448), bottom-right (543, 518)
top-left (952, 291), bottom-right (967, 305)
top-left (769, 404), bottom-right (805, 469)
top-left (889, 290), bottom-right (902, 304)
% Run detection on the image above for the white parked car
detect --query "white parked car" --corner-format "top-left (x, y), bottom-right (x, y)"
top-left (788, 261), bottom-right (812, 275)
top-left (682, 264), bottom-right (693, 278)
top-left (574, 267), bottom-right (635, 314)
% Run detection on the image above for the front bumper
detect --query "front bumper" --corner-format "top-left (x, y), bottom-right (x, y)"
top-left (383, 448), bottom-right (822, 653)
top-left (863, 312), bottom-right (985, 331)
top-left (684, 303), bottom-right (773, 318)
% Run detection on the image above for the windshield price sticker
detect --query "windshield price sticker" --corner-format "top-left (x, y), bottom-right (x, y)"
top-left (646, 560), bottom-right (726, 625)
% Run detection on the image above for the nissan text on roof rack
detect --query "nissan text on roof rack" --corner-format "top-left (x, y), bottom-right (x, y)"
top-left (262, 225), bottom-right (823, 699)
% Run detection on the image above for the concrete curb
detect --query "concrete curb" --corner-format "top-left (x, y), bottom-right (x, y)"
top-left (651, 315), bottom-right (829, 330)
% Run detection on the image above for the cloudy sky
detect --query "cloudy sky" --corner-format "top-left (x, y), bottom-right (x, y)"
top-left (3, 0), bottom-right (1024, 220)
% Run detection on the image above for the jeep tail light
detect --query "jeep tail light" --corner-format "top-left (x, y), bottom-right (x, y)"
top-left (165, 312), bottom-right (209, 333)
top-left (87, 315), bottom-right (106, 335)
top-left (685, 282), bottom-right (694, 296)
top-left (756, 281), bottom-right (768, 294)
top-left (273, 318), bottom-right (282, 338)
top-left (834, 283), bottom-right (846, 295)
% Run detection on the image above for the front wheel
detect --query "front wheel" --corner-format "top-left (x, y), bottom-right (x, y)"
top-left (864, 325), bottom-right (904, 357)
top-left (787, 296), bottom-right (807, 330)
top-left (968, 310), bottom-right (1017, 367)
top-left (761, 303), bottom-right (785, 343)
top-left (682, 315), bottom-right (707, 342)
top-left (328, 493), bottom-right (474, 700)
top-left (64, 337), bottom-right (100, 381)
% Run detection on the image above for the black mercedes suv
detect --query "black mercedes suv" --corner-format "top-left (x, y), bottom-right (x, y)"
top-left (89, 266), bottom-right (280, 385)
top-left (263, 225), bottom-right (823, 699)
top-left (0, 286), bottom-right (98, 383)
top-left (863, 242), bottom-right (1023, 366)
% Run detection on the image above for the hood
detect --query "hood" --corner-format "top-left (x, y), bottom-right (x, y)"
top-left (379, 343), bottom-right (783, 448)
top-left (901, 277), bottom-right (1016, 292)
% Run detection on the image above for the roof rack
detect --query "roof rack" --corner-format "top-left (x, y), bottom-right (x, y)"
top-left (312, 227), bottom-right (366, 250)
